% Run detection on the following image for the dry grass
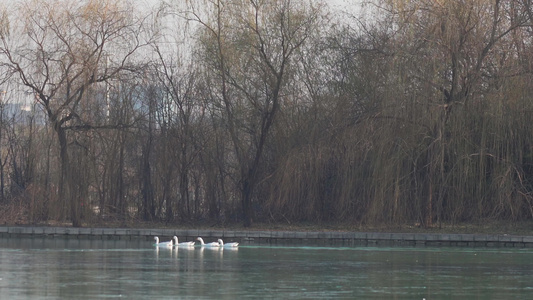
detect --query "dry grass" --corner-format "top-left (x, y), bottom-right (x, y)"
top-left (0, 201), bottom-right (29, 225)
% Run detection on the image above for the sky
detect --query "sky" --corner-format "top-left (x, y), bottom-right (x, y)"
top-left (1, 0), bottom-right (365, 108)
top-left (140, 0), bottom-right (363, 17)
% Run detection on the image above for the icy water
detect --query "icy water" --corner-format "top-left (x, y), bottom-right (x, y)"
top-left (1, 237), bottom-right (533, 299)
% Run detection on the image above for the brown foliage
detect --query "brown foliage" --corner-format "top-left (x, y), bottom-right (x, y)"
top-left (2, 0), bottom-right (533, 228)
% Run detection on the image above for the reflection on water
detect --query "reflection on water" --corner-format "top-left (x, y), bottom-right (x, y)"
top-left (1, 237), bottom-right (533, 299)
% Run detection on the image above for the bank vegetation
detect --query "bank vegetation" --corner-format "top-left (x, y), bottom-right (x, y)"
top-left (1, 0), bottom-right (533, 228)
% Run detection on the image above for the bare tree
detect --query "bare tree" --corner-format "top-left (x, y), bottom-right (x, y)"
top-left (356, 0), bottom-right (533, 226)
top-left (188, 0), bottom-right (322, 226)
top-left (0, 0), bottom-right (151, 226)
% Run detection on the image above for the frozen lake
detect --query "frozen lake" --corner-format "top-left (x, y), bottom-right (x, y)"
top-left (1, 237), bottom-right (533, 299)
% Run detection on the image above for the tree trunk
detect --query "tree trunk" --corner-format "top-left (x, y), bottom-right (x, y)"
top-left (55, 125), bottom-right (82, 227)
top-left (242, 176), bottom-right (253, 227)
top-left (141, 141), bottom-right (154, 221)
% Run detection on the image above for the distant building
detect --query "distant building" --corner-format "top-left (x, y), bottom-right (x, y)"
top-left (0, 102), bottom-right (47, 126)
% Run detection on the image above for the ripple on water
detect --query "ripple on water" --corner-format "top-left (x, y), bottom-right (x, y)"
top-left (1, 237), bottom-right (533, 299)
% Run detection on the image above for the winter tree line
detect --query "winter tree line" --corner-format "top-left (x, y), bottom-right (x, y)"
top-left (1, 0), bottom-right (533, 228)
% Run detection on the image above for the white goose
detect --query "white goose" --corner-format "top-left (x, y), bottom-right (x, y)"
top-left (196, 237), bottom-right (220, 247)
top-left (218, 239), bottom-right (239, 247)
top-left (173, 236), bottom-right (195, 247)
top-left (153, 236), bottom-right (173, 247)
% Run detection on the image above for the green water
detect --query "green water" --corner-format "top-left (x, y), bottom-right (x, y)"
top-left (0, 237), bottom-right (532, 299)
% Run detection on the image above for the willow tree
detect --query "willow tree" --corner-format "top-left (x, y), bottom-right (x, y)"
top-left (189, 0), bottom-right (322, 226)
top-left (0, 0), bottom-right (151, 226)
top-left (373, 0), bottom-right (531, 226)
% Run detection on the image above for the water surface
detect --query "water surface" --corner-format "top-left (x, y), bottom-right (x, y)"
top-left (1, 237), bottom-right (532, 299)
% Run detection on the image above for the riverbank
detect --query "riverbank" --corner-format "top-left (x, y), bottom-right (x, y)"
top-left (2, 224), bottom-right (533, 248)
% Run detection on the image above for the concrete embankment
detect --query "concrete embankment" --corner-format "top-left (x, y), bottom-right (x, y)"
top-left (1, 226), bottom-right (533, 248)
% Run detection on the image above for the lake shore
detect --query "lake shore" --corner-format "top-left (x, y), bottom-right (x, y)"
top-left (2, 222), bottom-right (533, 248)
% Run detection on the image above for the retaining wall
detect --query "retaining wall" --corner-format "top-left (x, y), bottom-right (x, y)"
top-left (1, 226), bottom-right (532, 248)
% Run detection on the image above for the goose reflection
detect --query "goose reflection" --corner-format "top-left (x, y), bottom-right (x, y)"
top-left (221, 246), bottom-right (239, 252)
top-left (154, 244), bottom-right (172, 258)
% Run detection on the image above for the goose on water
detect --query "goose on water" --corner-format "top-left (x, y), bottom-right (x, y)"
top-left (173, 236), bottom-right (195, 247)
top-left (196, 237), bottom-right (220, 247)
top-left (218, 239), bottom-right (239, 247)
top-left (153, 236), bottom-right (173, 247)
